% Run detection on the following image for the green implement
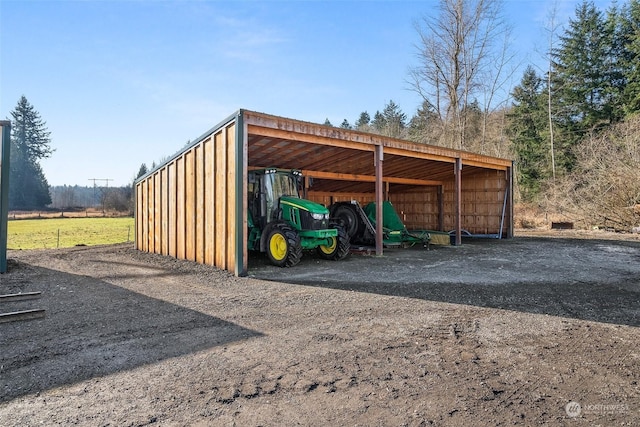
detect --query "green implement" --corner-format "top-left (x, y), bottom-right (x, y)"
top-left (362, 201), bottom-right (431, 248)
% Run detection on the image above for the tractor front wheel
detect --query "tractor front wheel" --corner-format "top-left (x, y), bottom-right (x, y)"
top-left (266, 223), bottom-right (302, 267)
top-left (317, 223), bottom-right (351, 261)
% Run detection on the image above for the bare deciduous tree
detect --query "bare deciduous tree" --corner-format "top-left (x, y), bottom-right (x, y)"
top-left (409, 0), bottom-right (513, 151)
top-left (544, 3), bottom-right (561, 180)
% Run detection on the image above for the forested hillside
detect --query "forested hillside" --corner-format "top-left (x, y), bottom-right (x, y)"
top-left (329, 0), bottom-right (640, 230)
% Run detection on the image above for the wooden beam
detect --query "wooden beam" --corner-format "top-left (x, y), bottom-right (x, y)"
top-left (383, 146), bottom-right (457, 164)
top-left (462, 158), bottom-right (509, 170)
top-left (0, 292), bottom-right (41, 302)
top-left (245, 110), bottom-right (388, 145)
top-left (385, 145), bottom-right (512, 169)
top-left (248, 166), bottom-right (443, 187)
top-left (304, 170), bottom-right (443, 187)
top-left (247, 124), bottom-right (376, 152)
top-left (245, 111), bottom-right (512, 169)
top-left (375, 144), bottom-right (384, 256)
top-left (0, 309), bottom-right (46, 323)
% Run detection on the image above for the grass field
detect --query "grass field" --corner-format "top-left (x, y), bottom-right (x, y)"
top-left (7, 217), bottom-right (135, 250)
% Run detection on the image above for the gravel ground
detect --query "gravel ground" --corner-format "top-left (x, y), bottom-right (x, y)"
top-left (0, 232), bottom-right (639, 426)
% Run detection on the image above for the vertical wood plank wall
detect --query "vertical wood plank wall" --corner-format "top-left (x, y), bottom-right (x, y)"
top-left (452, 169), bottom-right (509, 235)
top-left (392, 170), bottom-right (508, 234)
top-left (308, 169), bottom-right (508, 236)
top-left (135, 121), bottom-right (238, 271)
top-left (389, 188), bottom-right (440, 231)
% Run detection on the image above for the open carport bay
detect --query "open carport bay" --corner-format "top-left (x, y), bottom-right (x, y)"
top-left (1, 234), bottom-right (639, 425)
top-left (250, 236), bottom-right (640, 326)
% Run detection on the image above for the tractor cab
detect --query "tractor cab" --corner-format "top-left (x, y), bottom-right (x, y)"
top-left (248, 168), bottom-right (302, 229)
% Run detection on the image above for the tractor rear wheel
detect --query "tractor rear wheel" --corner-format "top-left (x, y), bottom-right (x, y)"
top-left (330, 204), bottom-right (361, 238)
top-left (266, 223), bottom-right (302, 267)
top-left (317, 223), bottom-right (351, 261)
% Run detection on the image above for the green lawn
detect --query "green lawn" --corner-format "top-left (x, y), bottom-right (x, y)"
top-left (7, 217), bottom-right (135, 250)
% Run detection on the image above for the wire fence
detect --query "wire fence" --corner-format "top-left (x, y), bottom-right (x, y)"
top-left (7, 218), bottom-right (135, 250)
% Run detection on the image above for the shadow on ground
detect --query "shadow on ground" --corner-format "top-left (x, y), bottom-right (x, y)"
top-left (0, 263), bottom-right (262, 403)
top-left (248, 236), bottom-right (640, 327)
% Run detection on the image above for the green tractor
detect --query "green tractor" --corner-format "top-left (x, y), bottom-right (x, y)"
top-left (247, 168), bottom-right (350, 267)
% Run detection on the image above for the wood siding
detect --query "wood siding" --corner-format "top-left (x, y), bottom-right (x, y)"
top-left (135, 109), bottom-right (512, 276)
top-left (309, 169), bottom-right (509, 235)
top-left (135, 120), bottom-right (239, 272)
top-left (393, 170), bottom-right (509, 234)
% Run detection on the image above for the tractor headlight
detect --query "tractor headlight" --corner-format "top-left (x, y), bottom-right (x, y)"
top-left (311, 213), bottom-right (328, 220)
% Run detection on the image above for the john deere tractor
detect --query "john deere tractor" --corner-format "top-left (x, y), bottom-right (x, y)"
top-left (247, 168), bottom-right (350, 267)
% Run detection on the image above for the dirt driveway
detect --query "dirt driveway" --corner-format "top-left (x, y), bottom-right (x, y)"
top-left (1, 233), bottom-right (639, 426)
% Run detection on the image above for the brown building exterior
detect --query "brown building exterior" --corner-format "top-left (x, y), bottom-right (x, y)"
top-left (135, 109), bottom-right (513, 276)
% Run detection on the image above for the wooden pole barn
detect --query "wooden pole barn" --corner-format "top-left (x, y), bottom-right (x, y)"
top-left (135, 109), bottom-right (514, 276)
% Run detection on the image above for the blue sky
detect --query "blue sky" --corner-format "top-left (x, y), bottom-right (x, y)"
top-left (1, 0), bottom-right (612, 187)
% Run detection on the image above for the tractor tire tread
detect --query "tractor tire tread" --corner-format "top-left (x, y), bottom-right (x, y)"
top-left (267, 223), bottom-right (302, 267)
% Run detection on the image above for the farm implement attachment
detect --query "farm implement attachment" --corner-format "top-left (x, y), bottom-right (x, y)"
top-left (329, 200), bottom-right (431, 249)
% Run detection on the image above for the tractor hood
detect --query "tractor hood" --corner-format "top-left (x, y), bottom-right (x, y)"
top-left (280, 196), bottom-right (329, 215)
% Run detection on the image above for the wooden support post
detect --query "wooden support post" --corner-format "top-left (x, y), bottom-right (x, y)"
top-left (237, 112), bottom-right (248, 277)
top-left (437, 185), bottom-right (444, 232)
top-left (304, 176), bottom-right (310, 199)
top-left (375, 144), bottom-right (384, 256)
top-left (507, 163), bottom-right (514, 238)
top-left (0, 121), bottom-right (10, 274)
top-left (454, 158), bottom-right (462, 246)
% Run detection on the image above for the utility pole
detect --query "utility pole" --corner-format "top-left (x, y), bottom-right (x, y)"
top-left (88, 178), bottom-right (113, 212)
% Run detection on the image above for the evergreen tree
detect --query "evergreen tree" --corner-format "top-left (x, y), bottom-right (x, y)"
top-left (407, 101), bottom-right (441, 143)
top-left (136, 163), bottom-right (149, 179)
top-left (9, 96), bottom-right (53, 209)
top-left (620, 0), bottom-right (640, 114)
top-left (550, 1), bottom-right (620, 172)
top-left (371, 111), bottom-right (386, 132)
top-left (381, 100), bottom-right (407, 138)
top-left (369, 101), bottom-right (408, 138)
top-left (603, 4), bottom-right (627, 121)
top-left (507, 67), bottom-right (549, 200)
top-left (323, 118), bottom-right (332, 126)
top-left (340, 119), bottom-right (352, 129)
top-left (355, 111), bottom-right (371, 129)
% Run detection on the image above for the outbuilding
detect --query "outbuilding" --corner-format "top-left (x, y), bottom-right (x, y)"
top-left (135, 109), bottom-right (513, 276)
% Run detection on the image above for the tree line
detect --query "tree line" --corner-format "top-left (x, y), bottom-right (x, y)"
top-left (7, 0), bottom-right (639, 228)
top-left (325, 0), bottom-right (640, 228)
top-left (509, 0), bottom-right (640, 201)
top-left (49, 185), bottom-right (133, 212)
